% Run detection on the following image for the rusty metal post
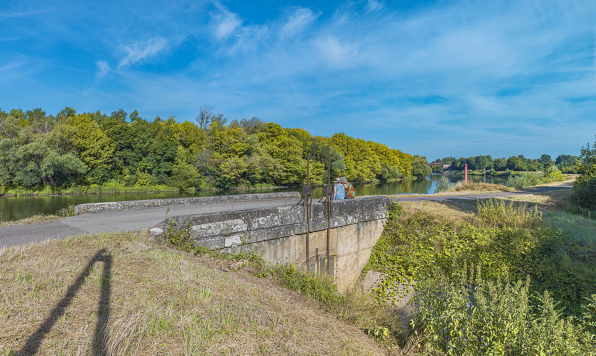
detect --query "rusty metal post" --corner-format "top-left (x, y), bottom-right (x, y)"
top-left (465, 163), bottom-right (468, 182)
top-left (326, 155), bottom-right (331, 275)
top-left (306, 155), bottom-right (310, 270)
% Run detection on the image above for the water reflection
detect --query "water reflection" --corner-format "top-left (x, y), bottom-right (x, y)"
top-left (0, 174), bottom-right (505, 222)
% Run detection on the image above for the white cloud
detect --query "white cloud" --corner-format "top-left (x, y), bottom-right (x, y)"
top-left (118, 37), bottom-right (167, 69)
top-left (280, 8), bottom-right (319, 39)
top-left (211, 3), bottom-right (242, 40)
top-left (95, 60), bottom-right (110, 80)
top-left (365, 0), bottom-right (385, 13)
top-left (312, 35), bottom-right (361, 67)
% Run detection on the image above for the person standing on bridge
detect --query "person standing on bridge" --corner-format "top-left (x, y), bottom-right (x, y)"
top-left (342, 177), bottom-right (355, 199)
top-left (333, 177), bottom-right (345, 200)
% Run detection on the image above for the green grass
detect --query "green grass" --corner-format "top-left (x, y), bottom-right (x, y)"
top-left (545, 210), bottom-right (596, 240)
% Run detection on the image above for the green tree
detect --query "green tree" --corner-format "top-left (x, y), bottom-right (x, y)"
top-left (507, 156), bottom-right (527, 171)
top-left (380, 162), bottom-right (401, 181)
top-left (411, 156), bottom-right (432, 179)
top-left (171, 146), bottom-right (200, 192)
top-left (66, 113), bottom-right (115, 183)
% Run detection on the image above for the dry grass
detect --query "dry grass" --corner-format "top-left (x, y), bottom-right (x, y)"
top-left (0, 232), bottom-right (386, 355)
top-left (499, 189), bottom-right (572, 212)
top-left (400, 200), bottom-right (477, 227)
top-left (448, 182), bottom-right (513, 193)
top-left (0, 214), bottom-right (61, 228)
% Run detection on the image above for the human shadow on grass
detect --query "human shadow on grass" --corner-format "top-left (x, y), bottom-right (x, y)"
top-left (16, 249), bottom-right (112, 356)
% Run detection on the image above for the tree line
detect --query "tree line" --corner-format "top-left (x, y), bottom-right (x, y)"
top-left (434, 154), bottom-right (581, 174)
top-left (0, 107), bottom-right (413, 192)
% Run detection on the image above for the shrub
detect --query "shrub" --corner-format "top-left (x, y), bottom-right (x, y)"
top-left (570, 175), bottom-right (596, 212)
top-left (506, 172), bottom-right (541, 189)
top-left (541, 165), bottom-right (565, 183)
top-left (411, 266), bottom-right (595, 355)
top-left (435, 176), bottom-right (452, 193)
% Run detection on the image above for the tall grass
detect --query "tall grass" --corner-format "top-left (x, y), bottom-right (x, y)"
top-left (477, 198), bottom-right (542, 228)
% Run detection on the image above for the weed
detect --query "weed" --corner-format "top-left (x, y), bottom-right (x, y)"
top-left (477, 197), bottom-right (542, 228)
top-left (56, 204), bottom-right (76, 217)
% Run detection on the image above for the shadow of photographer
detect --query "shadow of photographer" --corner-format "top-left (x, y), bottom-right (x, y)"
top-left (17, 248), bottom-right (112, 356)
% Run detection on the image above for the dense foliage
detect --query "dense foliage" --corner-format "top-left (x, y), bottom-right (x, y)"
top-left (365, 201), bottom-right (596, 317)
top-left (412, 267), bottom-right (596, 355)
top-left (435, 153), bottom-right (581, 173)
top-left (0, 107), bottom-right (413, 193)
top-left (366, 201), bottom-right (596, 353)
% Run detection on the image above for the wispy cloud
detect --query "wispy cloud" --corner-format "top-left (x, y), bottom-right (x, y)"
top-left (280, 8), bottom-right (319, 39)
top-left (211, 2), bottom-right (242, 40)
top-left (118, 38), bottom-right (168, 69)
top-left (95, 60), bottom-right (110, 80)
top-left (365, 0), bottom-right (384, 13)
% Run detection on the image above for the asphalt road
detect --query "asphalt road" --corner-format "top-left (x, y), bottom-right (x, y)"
top-left (0, 199), bottom-right (293, 248)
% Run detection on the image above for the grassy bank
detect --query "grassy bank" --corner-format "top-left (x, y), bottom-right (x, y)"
top-left (0, 184), bottom-right (182, 197)
top-left (0, 232), bottom-right (391, 355)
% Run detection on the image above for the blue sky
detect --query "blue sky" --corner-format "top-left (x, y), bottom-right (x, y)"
top-left (1, 0), bottom-right (595, 159)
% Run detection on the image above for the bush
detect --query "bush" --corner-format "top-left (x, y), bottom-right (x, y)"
top-left (506, 172), bottom-right (541, 189)
top-left (570, 175), bottom-right (596, 212)
top-left (541, 165), bottom-right (566, 183)
top-left (411, 266), bottom-right (595, 355)
top-left (435, 176), bottom-right (452, 193)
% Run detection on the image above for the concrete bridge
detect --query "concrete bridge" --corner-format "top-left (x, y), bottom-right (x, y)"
top-left (1, 192), bottom-right (391, 292)
top-left (152, 195), bottom-right (390, 292)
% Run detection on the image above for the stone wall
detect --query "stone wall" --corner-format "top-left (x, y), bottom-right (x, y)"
top-left (73, 191), bottom-right (300, 215)
top-left (156, 196), bottom-right (390, 292)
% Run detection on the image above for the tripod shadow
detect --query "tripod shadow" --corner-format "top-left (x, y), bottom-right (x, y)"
top-left (18, 249), bottom-right (112, 356)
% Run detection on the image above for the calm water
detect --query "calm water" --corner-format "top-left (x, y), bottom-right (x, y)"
top-left (0, 174), bottom-right (505, 222)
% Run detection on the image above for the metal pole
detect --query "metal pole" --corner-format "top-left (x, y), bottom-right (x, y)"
top-left (306, 155), bottom-right (310, 271)
top-left (326, 155), bottom-right (331, 275)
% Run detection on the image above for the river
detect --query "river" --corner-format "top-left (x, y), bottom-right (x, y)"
top-left (0, 174), bottom-right (506, 222)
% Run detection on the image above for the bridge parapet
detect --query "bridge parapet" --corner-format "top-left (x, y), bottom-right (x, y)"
top-left (156, 196), bottom-right (390, 292)
top-left (74, 191), bottom-right (300, 214)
